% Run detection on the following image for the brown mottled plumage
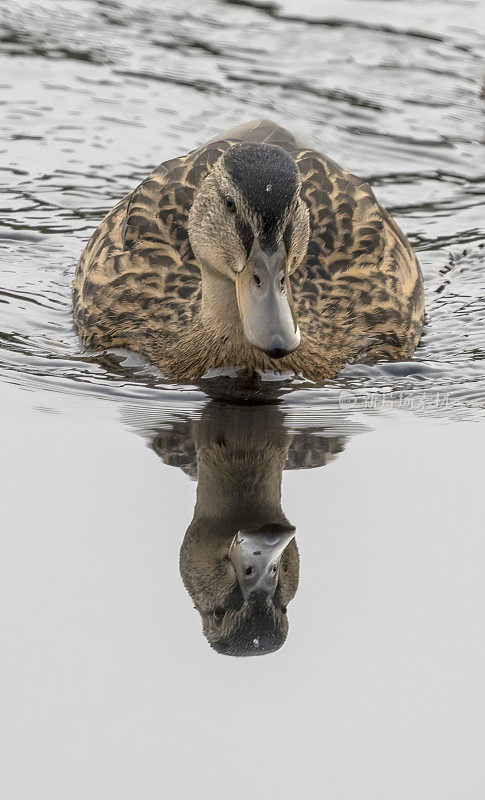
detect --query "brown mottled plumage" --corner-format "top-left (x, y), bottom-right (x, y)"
top-left (73, 119), bottom-right (424, 380)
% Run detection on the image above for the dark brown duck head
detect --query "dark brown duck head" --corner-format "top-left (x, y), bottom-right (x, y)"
top-left (187, 143), bottom-right (310, 359)
top-left (180, 519), bottom-right (299, 657)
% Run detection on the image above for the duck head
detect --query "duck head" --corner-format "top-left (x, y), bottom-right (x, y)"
top-left (188, 143), bottom-right (310, 358)
top-left (180, 519), bottom-right (299, 657)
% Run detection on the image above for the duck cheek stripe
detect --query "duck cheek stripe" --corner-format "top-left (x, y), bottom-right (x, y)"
top-left (237, 220), bottom-right (254, 258)
top-left (258, 227), bottom-right (279, 255)
top-left (283, 221), bottom-right (292, 255)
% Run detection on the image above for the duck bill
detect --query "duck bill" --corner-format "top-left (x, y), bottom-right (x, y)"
top-left (235, 241), bottom-right (300, 359)
top-left (228, 523), bottom-right (296, 600)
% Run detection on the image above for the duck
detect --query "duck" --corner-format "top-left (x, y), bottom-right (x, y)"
top-left (158, 403), bottom-right (300, 656)
top-left (73, 119), bottom-right (424, 381)
top-left (148, 401), bottom-right (346, 656)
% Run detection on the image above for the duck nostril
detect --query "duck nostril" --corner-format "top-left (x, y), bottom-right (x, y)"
top-left (253, 273), bottom-right (261, 287)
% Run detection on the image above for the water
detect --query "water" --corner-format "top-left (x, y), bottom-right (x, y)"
top-left (1, 1), bottom-right (484, 797)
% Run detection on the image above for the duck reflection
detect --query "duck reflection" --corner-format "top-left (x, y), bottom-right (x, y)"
top-left (148, 401), bottom-right (347, 657)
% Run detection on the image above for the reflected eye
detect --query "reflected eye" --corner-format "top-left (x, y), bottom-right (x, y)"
top-left (213, 607), bottom-right (225, 625)
top-left (225, 194), bottom-right (236, 212)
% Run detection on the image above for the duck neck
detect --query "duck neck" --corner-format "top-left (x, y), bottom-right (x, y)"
top-left (194, 443), bottom-right (287, 530)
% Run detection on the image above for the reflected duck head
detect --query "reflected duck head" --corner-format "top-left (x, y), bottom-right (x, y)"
top-left (180, 519), bottom-right (299, 657)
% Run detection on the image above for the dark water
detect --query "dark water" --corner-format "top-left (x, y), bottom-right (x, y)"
top-left (1, 2), bottom-right (485, 798)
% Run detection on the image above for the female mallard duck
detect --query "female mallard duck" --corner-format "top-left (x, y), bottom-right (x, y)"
top-left (175, 403), bottom-right (301, 657)
top-left (73, 119), bottom-right (424, 381)
top-left (150, 401), bottom-right (344, 656)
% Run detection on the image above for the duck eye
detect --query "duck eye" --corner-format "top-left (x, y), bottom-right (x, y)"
top-left (213, 607), bottom-right (225, 625)
top-left (224, 194), bottom-right (236, 212)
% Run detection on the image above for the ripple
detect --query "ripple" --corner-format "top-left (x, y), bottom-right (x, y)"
top-left (0, 0), bottom-right (484, 422)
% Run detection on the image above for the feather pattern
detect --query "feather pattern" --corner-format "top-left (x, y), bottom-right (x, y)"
top-left (73, 119), bottom-right (424, 380)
